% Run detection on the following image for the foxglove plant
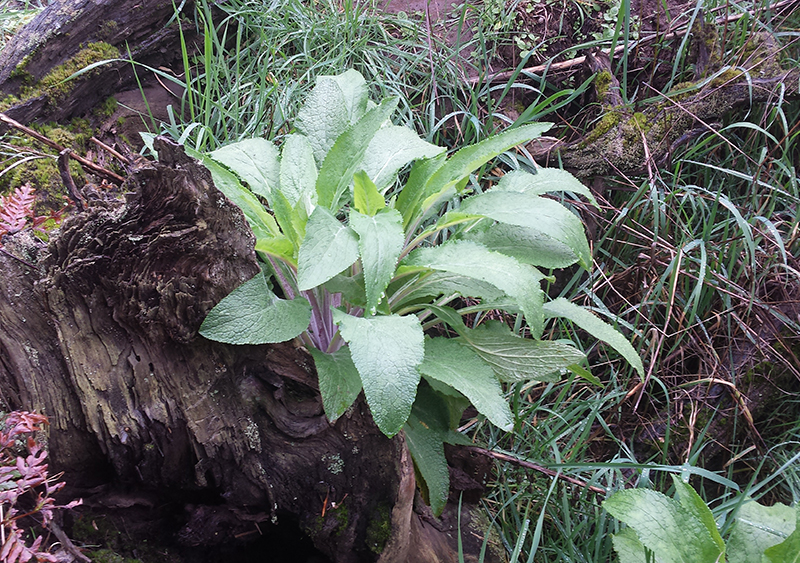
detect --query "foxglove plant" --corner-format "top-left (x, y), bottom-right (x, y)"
top-left (193, 70), bottom-right (643, 514)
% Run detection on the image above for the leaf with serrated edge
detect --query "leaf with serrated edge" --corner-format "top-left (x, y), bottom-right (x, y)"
top-left (296, 77), bottom-right (350, 164)
top-left (361, 126), bottom-right (445, 191)
top-left (279, 134), bottom-right (318, 210)
top-left (210, 138), bottom-right (280, 198)
top-left (671, 475), bottom-right (725, 555)
top-left (459, 321), bottom-right (585, 383)
top-left (603, 486), bottom-right (723, 563)
top-left (310, 347), bottom-right (362, 422)
top-left (350, 208), bottom-right (404, 314)
top-left (199, 272), bottom-right (311, 345)
top-left (403, 385), bottom-right (450, 516)
top-left (297, 206), bottom-right (359, 291)
top-left (419, 337), bottom-right (512, 430)
top-left (460, 191), bottom-right (592, 270)
top-left (353, 171), bottom-right (385, 216)
top-left (728, 501), bottom-right (797, 563)
top-left (494, 168), bottom-right (599, 208)
top-left (543, 298), bottom-right (644, 377)
top-left (316, 97), bottom-right (399, 210)
top-left (332, 311), bottom-right (423, 437)
top-left (405, 240), bottom-right (545, 337)
top-left (464, 222), bottom-right (579, 269)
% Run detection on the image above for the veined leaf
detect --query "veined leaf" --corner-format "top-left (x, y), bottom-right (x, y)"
top-left (310, 347), bottom-right (362, 423)
top-left (350, 208), bottom-right (404, 314)
top-left (728, 501), bottom-right (797, 563)
top-left (671, 476), bottom-right (725, 555)
top-left (316, 97), bottom-right (400, 210)
top-left (279, 134), bottom-right (318, 211)
top-left (332, 311), bottom-right (424, 437)
top-left (361, 126), bottom-right (445, 191)
top-left (459, 321), bottom-right (585, 382)
top-left (255, 236), bottom-right (296, 264)
top-left (764, 511), bottom-right (800, 563)
top-left (419, 337), bottom-right (513, 430)
top-left (193, 150), bottom-right (281, 241)
top-left (199, 272), bottom-right (311, 344)
top-left (330, 68), bottom-right (369, 124)
top-left (353, 171), bottom-right (385, 216)
top-left (603, 481), bottom-right (725, 563)
top-left (270, 188), bottom-right (305, 251)
top-left (209, 138), bottom-right (280, 199)
top-left (460, 191), bottom-right (592, 269)
top-left (391, 272), bottom-right (506, 310)
top-left (464, 222), bottom-right (579, 269)
top-left (296, 77), bottom-right (350, 164)
top-left (543, 298), bottom-right (644, 377)
top-left (405, 240), bottom-right (546, 337)
top-left (403, 385), bottom-right (451, 517)
top-left (297, 206), bottom-right (359, 291)
top-left (495, 168), bottom-right (599, 208)
top-left (397, 152), bottom-right (447, 228)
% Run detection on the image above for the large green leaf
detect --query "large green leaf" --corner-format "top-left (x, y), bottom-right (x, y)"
top-left (460, 191), bottom-right (592, 269)
top-left (350, 208), bottom-right (404, 315)
top-left (764, 511), bottom-right (800, 563)
top-left (396, 152), bottom-right (447, 228)
top-left (390, 271), bottom-right (507, 310)
top-left (209, 138), bottom-right (280, 199)
top-left (671, 476), bottom-right (725, 556)
top-left (543, 298), bottom-right (644, 377)
top-left (464, 222), bottom-right (579, 269)
top-left (403, 385), bottom-right (451, 516)
top-left (279, 133), bottom-right (318, 210)
top-left (728, 501), bottom-right (797, 563)
top-left (425, 123), bottom-right (552, 197)
top-left (296, 76), bottom-right (350, 164)
top-left (611, 527), bottom-right (663, 563)
top-left (603, 483), bottom-right (725, 563)
top-left (419, 337), bottom-right (512, 430)
top-left (405, 240), bottom-right (546, 337)
top-left (352, 171), bottom-right (385, 216)
top-left (310, 347), bottom-right (362, 423)
top-left (199, 272), bottom-right (311, 344)
top-left (361, 126), bottom-right (445, 191)
top-left (191, 150), bottom-right (281, 241)
top-left (330, 68), bottom-right (369, 124)
top-left (459, 321), bottom-right (585, 383)
top-left (316, 97), bottom-right (400, 210)
top-left (494, 168), bottom-right (599, 208)
top-left (297, 206), bottom-right (360, 291)
top-left (332, 311), bottom-right (424, 437)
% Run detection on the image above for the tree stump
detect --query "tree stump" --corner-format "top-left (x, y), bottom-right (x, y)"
top-left (0, 138), bottom-right (498, 562)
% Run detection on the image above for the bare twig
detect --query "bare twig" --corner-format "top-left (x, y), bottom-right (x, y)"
top-left (90, 136), bottom-right (132, 165)
top-left (58, 149), bottom-right (85, 211)
top-left (0, 113), bottom-right (125, 184)
top-left (464, 446), bottom-right (607, 495)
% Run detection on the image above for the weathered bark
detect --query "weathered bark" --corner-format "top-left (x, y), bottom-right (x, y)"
top-left (0, 0), bottom-right (195, 126)
top-left (0, 138), bottom-right (498, 562)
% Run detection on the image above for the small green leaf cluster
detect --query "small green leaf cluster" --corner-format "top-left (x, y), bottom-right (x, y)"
top-left (196, 69), bottom-right (643, 516)
top-left (604, 474), bottom-right (800, 563)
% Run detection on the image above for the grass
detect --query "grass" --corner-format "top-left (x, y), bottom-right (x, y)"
top-left (2, 0), bottom-right (799, 560)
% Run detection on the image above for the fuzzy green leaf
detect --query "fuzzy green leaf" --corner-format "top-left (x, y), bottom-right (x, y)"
top-left (199, 272), bottom-right (311, 344)
top-left (419, 337), bottom-right (513, 430)
top-left (316, 97), bottom-right (400, 210)
top-left (728, 501), bottom-right (797, 563)
top-left (353, 171), bottom-right (385, 216)
top-left (464, 222), bottom-right (578, 269)
top-left (391, 271), bottom-right (507, 309)
top-left (350, 208), bottom-right (404, 314)
top-left (332, 311), bottom-right (424, 437)
top-left (764, 514), bottom-right (800, 563)
top-left (611, 527), bottom-right (660, 563)
top-left (296, 76), bottom-right (350, 164)
top-left (361, 126), bottom-right (446, 191)
top-left (459, 321), bottom-right (585, 383)
top-left (603, 485), bottom-right (724, 563)
top-left (297, 206), bottom-right (360, 291)
top-left (671, 475), bottom-right (725, 556)
top-left (190, 150), bottom-right (281, 241)
top-left (543, 298), bottom-right (644, 377)
top-left (310, 347), bottom-right (362, 422)
top-left (403, 385), bottom-right (451, 517)
top-left (279, 133), bottom-right (318, 210)
top-left (405, 240), bottom-right (545, 337)
top-left (495, 168), bottom-right (599, 208)
top-left (460, 191), bottom-right (592, 269)
top-left (210, 138), bottom-right (280, 198)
